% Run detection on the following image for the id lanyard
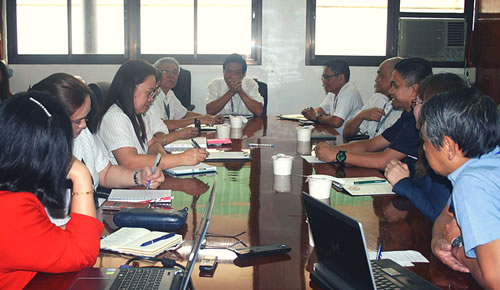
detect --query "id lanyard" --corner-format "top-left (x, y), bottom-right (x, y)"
top-left (230, 98), bottom-right (234, 114)
top-left (375, 101), bottom-right (394, 134)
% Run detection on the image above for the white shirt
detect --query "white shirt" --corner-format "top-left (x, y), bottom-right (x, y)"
top-left (205, 78), bottom-right (264, 115)
top-left (357, 93), bottom-right (403, 139)
top-left (319, 82), bottom-right (363, 135)
top-left (150, 89), bottom-right (188, 121)
top-left (98, 104), bottom-right (169, 165)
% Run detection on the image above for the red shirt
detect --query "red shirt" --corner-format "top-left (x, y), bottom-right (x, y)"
top-left (0, 191), bottom-right (103, 290)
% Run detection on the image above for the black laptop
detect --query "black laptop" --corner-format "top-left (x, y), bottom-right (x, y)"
top-left (68, 183), bottom-right (217, 290)
top-left (302, 192), bottom-right (439, 289)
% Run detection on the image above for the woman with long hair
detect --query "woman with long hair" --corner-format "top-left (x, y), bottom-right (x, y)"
top-left (0, 92), bottom-right (103, 289)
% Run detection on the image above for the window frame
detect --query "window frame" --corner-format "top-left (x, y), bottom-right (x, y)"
top-left (7, 0), bottom-right (262, 65)
top-left (306, 0), bottom-right (474, 67)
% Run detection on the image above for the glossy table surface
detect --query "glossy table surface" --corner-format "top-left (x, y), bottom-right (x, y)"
top-left (27, 116), bottom-right (480, 290)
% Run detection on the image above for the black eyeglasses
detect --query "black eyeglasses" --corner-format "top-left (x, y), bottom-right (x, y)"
top-left (71, 117), bottom-right (88, 125)
top-left (321, 73), bottom-right (341, 81)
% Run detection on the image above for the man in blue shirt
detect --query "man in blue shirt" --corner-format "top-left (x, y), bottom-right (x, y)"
top-left (315, 57), bottom-right (432, 170)
top-left (421, 88), bottom-right (500, 289)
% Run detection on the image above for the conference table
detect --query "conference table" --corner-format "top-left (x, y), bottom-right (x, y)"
top-left (27, 116), bottom-right (480, 289)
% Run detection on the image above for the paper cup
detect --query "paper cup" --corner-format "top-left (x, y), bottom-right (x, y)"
top-left (272, 153), bottom-right (294, 175)
top-left (296, 126), bottom-right (313, 141)
top-left (307, 175), bottom-right (333, 199)
top-left (230, 127), bottom-right (243, 139)
top-left (230, 116), bottom-right (243, 128)
top-left (216, 124), bottom-right (230, 138)
top-left (297, 141), bottom-right (312, 155)
top-left (273, 174), bottom-right (292, 192)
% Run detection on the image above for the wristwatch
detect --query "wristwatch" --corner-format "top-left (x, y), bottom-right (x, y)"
top-left (451, 236), bottom-right (463, 248)
top-left (336, 150), bottom-right (346, 164)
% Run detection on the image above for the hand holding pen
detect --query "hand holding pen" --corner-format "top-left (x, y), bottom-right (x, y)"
top-left (146, 153), bottom-right (162, 190)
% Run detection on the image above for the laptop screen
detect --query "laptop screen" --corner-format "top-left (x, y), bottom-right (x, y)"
top-left (302, 192), bottom-right (375, 289)
top-left (180, 183), bottom-right (217, 290)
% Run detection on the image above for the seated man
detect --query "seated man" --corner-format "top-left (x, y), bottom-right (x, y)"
top-left (205, 53), bottom-right (264, 116)
top-left (421, 88), bottom-right (500, 289)
top-left (314, 57), bottom-right (432, 170)
top-left (302, 58), bottom-right (363, 136)
top-left (343, 57), bottom-right (403, 139)
top-left (151, 57), bottom-right (223, 131)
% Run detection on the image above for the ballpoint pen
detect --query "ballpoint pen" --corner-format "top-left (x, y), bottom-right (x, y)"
top-left (140, 232), bottom-right (175, 247)
top-left (353, 179), bottom-right (387, 185)
top-left (191, 138), bottom-right (201, 149)
top-left (407, 154), bottom-right (418, 160)
top-left (146, 153), bottom-right (161, 190)
top-left (376, 244), bottom-right (383, 260)
top-left (248, 143), bottom-right (274, 148)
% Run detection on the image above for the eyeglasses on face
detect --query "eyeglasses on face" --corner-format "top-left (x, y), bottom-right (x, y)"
top-left (160, 69), bottom-right (178, 76)
top-left (321, 73), bottom-right (341, 81)
top-left (136, 84), bottom-right (161, 98)
top-left (71, 117), bottom-right (88, 125)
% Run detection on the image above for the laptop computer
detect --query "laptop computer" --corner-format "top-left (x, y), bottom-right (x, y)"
top-left (67, 183), bottom-right (217, 290)
top-left (302, 192), bottom-right (439, 290)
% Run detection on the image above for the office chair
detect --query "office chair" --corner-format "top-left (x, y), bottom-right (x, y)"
top-left (172, 68), bottom-right (195, 111)
top-left (254, 79), bottom-right (268, 115)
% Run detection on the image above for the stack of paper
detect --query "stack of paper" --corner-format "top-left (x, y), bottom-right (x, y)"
top-left (164, 137), bottom-right (207, 152)
top-left (340, 177), bottom-right (395, 196)
top-left (205, 149), bottom-right (251, 162)
top-left (101, 227), bottom-right (183, 257)
top-left (108, 189), bottom-right (172, 202)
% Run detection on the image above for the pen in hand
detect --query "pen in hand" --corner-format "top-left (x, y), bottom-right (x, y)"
top-left (146, 153), bottom-right (162, 190)
top-left (376, 244), bottom-right (383, 260)
top-left (140, 232), bottom-right (175, 247)
top-left (191, 138), bottom-right (201, 149)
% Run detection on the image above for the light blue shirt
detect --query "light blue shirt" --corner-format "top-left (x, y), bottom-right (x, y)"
top-left (448, 146), bottom-right (500, 258)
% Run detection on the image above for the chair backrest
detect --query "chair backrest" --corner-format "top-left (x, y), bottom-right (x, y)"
top-left (254, 79), bottom-right (268, 115)
top-left (87, 81), bottom-right (111, 133)
top-left (172, 68), bottom-right (195, 111)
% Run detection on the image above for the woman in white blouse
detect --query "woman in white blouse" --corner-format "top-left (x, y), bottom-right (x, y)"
top-left (94, 60), bottom-right (206, 170)
top-left (31, 73), bottom-right (164, 191)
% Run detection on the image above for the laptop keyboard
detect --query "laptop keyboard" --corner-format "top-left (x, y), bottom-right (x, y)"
top-left (110, 268), bottom-right (166, 290)
top-left (371, 261), bottom-right (404, 289)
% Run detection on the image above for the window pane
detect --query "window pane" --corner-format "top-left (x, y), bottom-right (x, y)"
top-left (71, 0), bottom-right (124, 54)
top-left (141, 0), bottom-right (194, 54)
top-left (16, 0), bottom-right (68, 54)
top-left (315, 0), bottom-right (387, 56)
top-left (197, 0), bottom-right (252, 55)
top-left (400, 0), bottom-right (464, 13)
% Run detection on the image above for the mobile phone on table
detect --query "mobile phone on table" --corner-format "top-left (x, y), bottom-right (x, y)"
top-left (199, 255), bottom-right (218, 272)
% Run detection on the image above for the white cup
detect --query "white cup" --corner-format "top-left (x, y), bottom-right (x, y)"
top-left (273, 174), bottom-right (292, 192)
top-left (230, 127), bottom-right (243, 139)
top-left (230, 116), bottom-right (244, 128)
top-left (296, 126), bottom-right (313, 141)
top-left (216, 124), bottom-right (230, 138)
top-left (297, 141), bottom-right (312, 155)
top-left (272, 154), bottom-right (294, 175)
top-left (307, 174), bottom-right (333, 199)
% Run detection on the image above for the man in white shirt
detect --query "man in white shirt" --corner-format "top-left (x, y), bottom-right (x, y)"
top-left (302, 58), bottom-right (363, 135)
top-left (205, 53), bottom-right (264, 116)
top-left (343, 57), bottom-right (404, 139)
top-left (152, 57), bottom-right (223, 131)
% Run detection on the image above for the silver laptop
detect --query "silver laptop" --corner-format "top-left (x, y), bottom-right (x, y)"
top-left (302, 192), bottom-right (438, 289)
top-left (68, 183), bottom-right (217, 290)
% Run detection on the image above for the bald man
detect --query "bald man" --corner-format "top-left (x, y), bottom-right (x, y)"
top-left (343, 57), bottom-right (403, 139)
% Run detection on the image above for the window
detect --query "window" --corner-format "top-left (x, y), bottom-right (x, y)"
top-left (306, 0), bottom-right (473, 67)
top-left (7, 0), bottom-right (261, 64)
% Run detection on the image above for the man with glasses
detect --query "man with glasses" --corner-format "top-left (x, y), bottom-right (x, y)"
top-left (205, 53), bottom-right (264, 116)
top-left (301, 58), bottom-right (363, 136)
top-left (314, 57), bottom-right (432, 171)
top-left (343, 57), bottom-right (404, 139)
top-left (151, 57), bottom-right (223, 131)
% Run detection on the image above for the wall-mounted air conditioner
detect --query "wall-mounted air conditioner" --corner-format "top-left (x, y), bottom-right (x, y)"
top-left (399, 18), bottom-right (466, 62)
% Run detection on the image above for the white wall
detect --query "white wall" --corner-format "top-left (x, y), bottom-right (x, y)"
top-left (9, 0), bottom-right (471, 115)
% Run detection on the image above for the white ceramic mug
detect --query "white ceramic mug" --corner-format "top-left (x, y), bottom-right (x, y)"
top-left (230, 116), bottom-right (244, 128)
top-left (307, 174), bottom-right (333, 199)
top-left (216, 123), bottom-right (231, 138)
top-left (272, 153), bottom-right (294, 175)
top-left (296, 125), bottom-right (313, 141)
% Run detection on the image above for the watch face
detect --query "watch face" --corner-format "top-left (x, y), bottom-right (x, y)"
top-left (452, 236), bottom-right (463, 248)
top-left (336, 151), bottom-right (346, 163)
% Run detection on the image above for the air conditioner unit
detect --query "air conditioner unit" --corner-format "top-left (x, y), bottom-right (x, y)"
top-left (399, 18), bottom-right (466, 62)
